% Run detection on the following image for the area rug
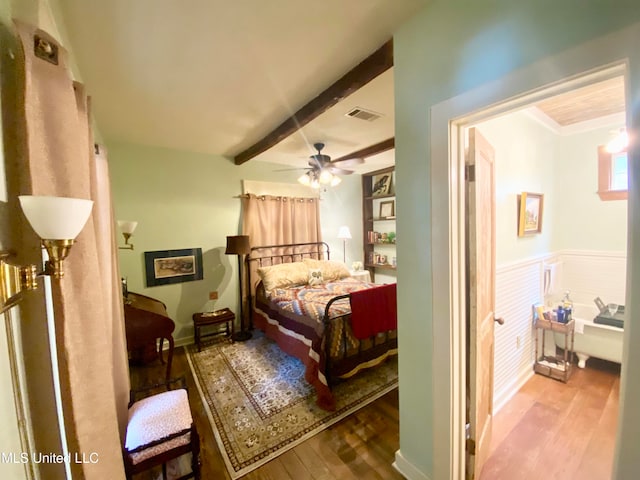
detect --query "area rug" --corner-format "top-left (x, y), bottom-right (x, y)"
top-left (185, 333), bottom-right (398, 479)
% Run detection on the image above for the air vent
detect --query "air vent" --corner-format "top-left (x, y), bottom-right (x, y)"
top-left (345, 107), bottom-right (383, 122)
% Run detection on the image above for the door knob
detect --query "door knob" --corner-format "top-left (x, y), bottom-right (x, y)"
top-left (494, 316), bottom-right (505, 325)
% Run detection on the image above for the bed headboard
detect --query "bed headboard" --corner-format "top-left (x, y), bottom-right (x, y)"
top-left (245, 242), bottom-right (330, 307)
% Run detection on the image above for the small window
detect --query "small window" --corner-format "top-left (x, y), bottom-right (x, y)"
top-left (598, 145), bottom-right (628, 201)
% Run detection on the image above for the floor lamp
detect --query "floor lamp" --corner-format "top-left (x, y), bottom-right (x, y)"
top-left (337, 226), bottom-right (352, 263)
top-left (225, 235), bottom-right (252, 341)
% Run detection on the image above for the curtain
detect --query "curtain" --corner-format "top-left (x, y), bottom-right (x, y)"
top-left (241, 194), bottom-right (322, 247)
top-left (14, 21), bottom-right (128, 478)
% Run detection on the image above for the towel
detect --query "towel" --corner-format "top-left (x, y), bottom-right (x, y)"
top-left (350, 283), bottom-right (397, 339)
top-left (574, 318), bottom-right (587, 335)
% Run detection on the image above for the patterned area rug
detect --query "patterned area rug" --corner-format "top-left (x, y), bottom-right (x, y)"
top-left (185, 333), bottom-right (398, 479)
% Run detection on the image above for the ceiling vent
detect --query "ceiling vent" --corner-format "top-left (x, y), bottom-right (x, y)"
top-left (345, 107), bottom-right (383, 122)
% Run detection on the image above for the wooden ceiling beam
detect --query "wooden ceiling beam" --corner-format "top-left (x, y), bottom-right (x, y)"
top-left (233, 39), bottom-right (393, 165)
top-left (332, 137), bottom-right (395, 163)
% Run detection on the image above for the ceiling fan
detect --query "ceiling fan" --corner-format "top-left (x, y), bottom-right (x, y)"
top-left (297, 142), bottom-right (364, 188)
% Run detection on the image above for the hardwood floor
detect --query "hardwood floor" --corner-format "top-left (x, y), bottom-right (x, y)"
top-left (129, 346), bottom-right (402, 479)
top-left (480, 358), bottom-right (620, 480)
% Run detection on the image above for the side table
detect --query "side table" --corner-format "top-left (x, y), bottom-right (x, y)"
top-left (350, 270), bottom-right (372, 283)
top-left (534, 316), bottom-right (574, 382)
top-left (192, 308), bottom-right (235, 351)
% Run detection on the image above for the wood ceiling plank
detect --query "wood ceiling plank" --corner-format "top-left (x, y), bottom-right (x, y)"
top-left (234, 39), bottom-right (393, 165)
top-left (536, 76), bottom-right (625, 126)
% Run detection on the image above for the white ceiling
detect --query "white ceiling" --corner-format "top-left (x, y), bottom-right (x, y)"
top-left (58, 0), bottom-right (427, 173)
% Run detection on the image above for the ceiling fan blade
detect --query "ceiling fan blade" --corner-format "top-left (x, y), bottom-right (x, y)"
top-left (274, 167), bottom-right (308, 172)
top-left (330, 157), bottom-right (365, 168)
top-left (329, 167), bottom-right (354, 175)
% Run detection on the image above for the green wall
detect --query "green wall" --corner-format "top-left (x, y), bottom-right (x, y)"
top-left (394, 1), bottom-right (640, 477)
top-left (108, 141), bottom-right (362, 344)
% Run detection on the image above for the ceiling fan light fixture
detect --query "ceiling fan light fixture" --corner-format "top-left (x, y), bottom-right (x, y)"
top-left (310, 177), bottom-right (321, 189)
top-left (298, 173), bottom-right (311, 185)
top-left (330, 176), bottom-right (342, 186)
top-left (319, 169), bottom-right (334, 184)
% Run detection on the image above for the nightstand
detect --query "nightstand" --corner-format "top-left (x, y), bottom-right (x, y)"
top-left (192, 308), bottom-right (235, 351)
top-left (350, 270), bottom-right (371, 283)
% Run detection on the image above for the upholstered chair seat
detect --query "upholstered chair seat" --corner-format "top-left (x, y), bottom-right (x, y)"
top-left (123, 384), bottom-right (200, 479)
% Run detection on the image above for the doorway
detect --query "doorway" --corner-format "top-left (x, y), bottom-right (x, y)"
top-left (463, 75), bottom-right (627, 478)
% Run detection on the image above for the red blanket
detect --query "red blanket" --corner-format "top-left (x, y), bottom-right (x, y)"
top-left (349, 283), bottom-right (397, 339)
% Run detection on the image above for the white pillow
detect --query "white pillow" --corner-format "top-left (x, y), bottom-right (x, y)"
top-left (302, 259), bottom-right (350, 282)
top-left (257, 262), bottom-right (309, 292)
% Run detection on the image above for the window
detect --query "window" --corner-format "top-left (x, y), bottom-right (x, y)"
top-left (598, 145), bottom-right (628, 201)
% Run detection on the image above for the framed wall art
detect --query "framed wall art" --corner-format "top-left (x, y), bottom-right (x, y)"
top-left (379, 200), bottom-right (395, 219)
top-left (144, 248), bottom-right (203, 287)
top-left (517, 192), bottom-right (544, 236)
top-left (372, 172), bottom-right (393, 196)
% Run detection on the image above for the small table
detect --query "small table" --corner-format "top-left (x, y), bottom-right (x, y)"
top-left (350, 270), bottom-right (371, 283)
top-left (192, 308), bottom-right (235, 351)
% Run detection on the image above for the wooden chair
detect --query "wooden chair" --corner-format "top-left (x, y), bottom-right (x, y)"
top-left (123, 378), bottom-right (200, 480)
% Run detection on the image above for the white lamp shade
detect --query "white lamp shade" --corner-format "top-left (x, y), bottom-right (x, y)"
top-left (337, 226), bottom-right (352, 239)
top-left (118, 220), bottom-right (138, 234)
top-left (19, 195), bottom-right (93, 240)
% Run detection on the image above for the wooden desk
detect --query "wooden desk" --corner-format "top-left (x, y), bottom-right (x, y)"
top-left (124, 292), bottom-right (175, 381)
top-left (192, 309), bottom-right (235, 351)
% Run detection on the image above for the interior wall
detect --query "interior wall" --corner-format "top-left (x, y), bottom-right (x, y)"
top-left (394, 2), bottom-right (640, 478)
top-left (553, 126), bottom-right (628, 251)
top-left (475, 111), bottom-right (557, 265)
top-left (109, 141), bottom-right (362, 344)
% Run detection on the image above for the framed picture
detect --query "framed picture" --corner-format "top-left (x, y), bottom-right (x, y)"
top-left (517, 192), bottom-right (544, 236)
top-left (144, 248), bottom-right (204, 287)
top-left (372, 172), bottom-right (393, 196)
top-left (379, 200), bottom-right (395, 219)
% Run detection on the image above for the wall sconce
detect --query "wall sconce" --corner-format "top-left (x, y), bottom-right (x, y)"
top-left (0, 195), bottom-right (93, 314)
top-left (117, 220), bottom-right (138, 250)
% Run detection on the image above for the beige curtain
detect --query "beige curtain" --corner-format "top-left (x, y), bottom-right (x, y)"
top-left (241, 194), bottom-right (322, 247)
top-left (15, 22), bottom-right (129, 479)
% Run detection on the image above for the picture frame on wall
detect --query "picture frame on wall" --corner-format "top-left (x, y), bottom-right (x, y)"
top-left (144, 248), bottom-right (204, 287)
top-left (517, 192), bottom-right (544, 236)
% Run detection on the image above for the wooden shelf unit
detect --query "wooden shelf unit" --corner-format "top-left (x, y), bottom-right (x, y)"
top-left (362, 165), bottom-right (396, 283)
top-left (533, 316), bottom-right (575, 383)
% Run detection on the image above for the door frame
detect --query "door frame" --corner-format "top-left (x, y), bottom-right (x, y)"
top-left (429, 23), bottom-right (640, 480)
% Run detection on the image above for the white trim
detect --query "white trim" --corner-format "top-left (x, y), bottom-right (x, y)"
top-left (493, 369), bottom-right (535, 415)
top-left (431, 22), bottom-right (640, 479)
top-left (394, 450), bottom-right (432, 480)
top-left (523, 107), bottom-right (625, 136)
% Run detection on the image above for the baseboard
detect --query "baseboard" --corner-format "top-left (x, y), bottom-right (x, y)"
top-left (394, 450), bottom-right (432, 480)
top-left (493, 367), bottom-right (534, 414)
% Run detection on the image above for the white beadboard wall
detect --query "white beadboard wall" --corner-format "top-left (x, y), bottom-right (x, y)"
top-left (558, 250), bottom-right (627, 307)
top-left (493, 257), bottom-right (543, 412)
top-left (492, 249), bottom-right (626, 413)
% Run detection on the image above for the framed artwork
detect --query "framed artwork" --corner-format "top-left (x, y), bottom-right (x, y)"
top-left (517, 192), bottom-right (544, 236)
top-left (144, 248), bottom-right (203, 287)
top-left (372, 173), bottom-right (393, 196)
top-left (379, 200), bottom-right (395, 219)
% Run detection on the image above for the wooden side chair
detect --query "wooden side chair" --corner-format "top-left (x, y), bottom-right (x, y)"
top-left (123, 378), bottom-right (201, 480)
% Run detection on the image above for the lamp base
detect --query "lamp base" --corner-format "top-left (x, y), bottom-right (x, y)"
top-left (231, 330), bottom-right (252, 342)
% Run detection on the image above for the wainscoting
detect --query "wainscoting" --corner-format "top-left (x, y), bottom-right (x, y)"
top-left (492, 250), bottom-right (626, 413)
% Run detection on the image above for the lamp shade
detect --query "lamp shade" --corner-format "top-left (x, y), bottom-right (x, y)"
top-left (337, 226), bottom-right (352, 240)
top-left (225, 235), bottom-right (250, 255)
top-left (117, 220), bottom-right (138, 235)
top-left (19, 195), bottom-right (93, 240)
